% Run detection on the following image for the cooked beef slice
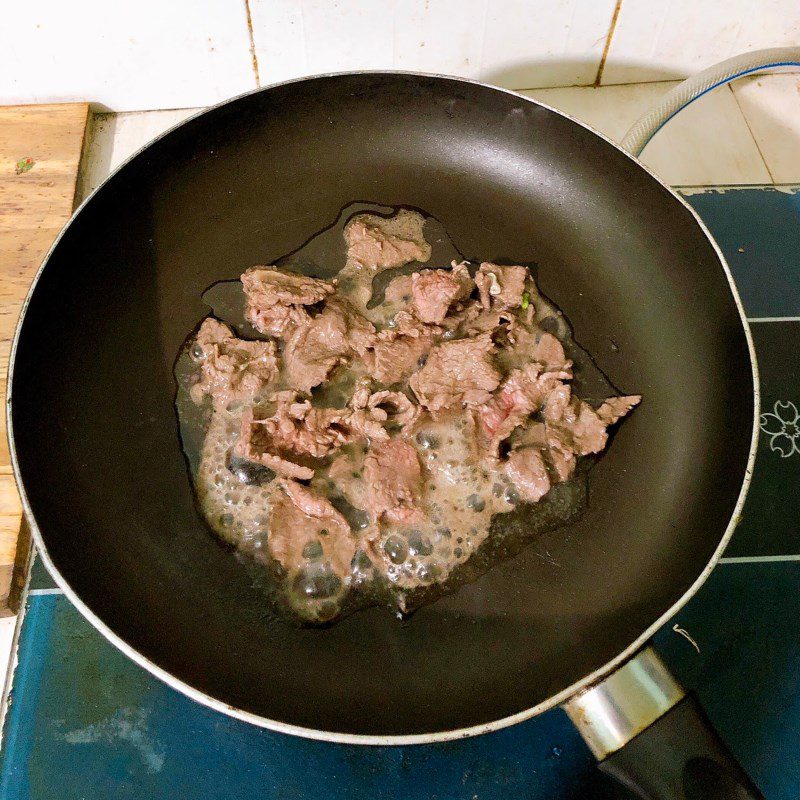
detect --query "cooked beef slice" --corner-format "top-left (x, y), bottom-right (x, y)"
top-left (597, 395), bottom-right (642, 425)
top-left (410, 333), bottom-right (501, 411)
top-left (505, 447), bottom-right (551, 502)
top-left (269, 479), bottom-right (355, 587)
top-left (384, 274), bottom-right (413, 304)
top-left (474, 263), bottom-right (528, 310)
top-left (344, 209), bottom-right (431, 271)
top-left (236, 394), bottom-right (356, 472)
top-left (411, 262), bottom-right (472, 324)
top-left (241, 267), bottom-right (335, 338)
top-left (369, 330), bottom-right (435, 386)
top-left (190, 318), bottom-right (278, 409)
top-left (284, 298), bottom-right (376, 392)
top-left (236, 408), bottom-right (314, 480)
top-left (363, 439), bottom-right (423, 524)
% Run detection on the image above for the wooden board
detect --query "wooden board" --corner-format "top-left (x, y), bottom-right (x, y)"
top-left (0, 103), bottom-right (90, 614)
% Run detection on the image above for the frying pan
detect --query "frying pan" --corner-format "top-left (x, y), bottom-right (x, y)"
top-left (8, 67), bottom-right (770, 797)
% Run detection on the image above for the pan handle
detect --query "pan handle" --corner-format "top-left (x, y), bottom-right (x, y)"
top-left (564, 648), bottom-right (763, 799)
top-left (620, 46), bottom-right (800, 157)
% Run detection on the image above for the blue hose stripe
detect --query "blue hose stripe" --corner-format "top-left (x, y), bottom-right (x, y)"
top-left (641, 61), bottom-right (800, 152)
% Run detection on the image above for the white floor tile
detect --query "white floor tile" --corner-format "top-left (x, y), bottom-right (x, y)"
top-left (524, 82), bottom-right (771, 185)
top-left (731, 74), bottom-right (800, 184)
top-left (0, 0), bottom-right (255, 112)
top-left (79, 108), bottom-right (202, 201)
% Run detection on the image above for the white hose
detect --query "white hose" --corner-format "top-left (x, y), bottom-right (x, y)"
top-left (620, 47), bottom-right (800, 156)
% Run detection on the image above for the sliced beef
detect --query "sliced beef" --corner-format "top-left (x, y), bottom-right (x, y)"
top-left (241, 267), bottom-right (335, 338)
top-left (364, 439), bottom-right (423, 523)
top-left (369, 331), bottom-right (434, 386)
top-left (545, 393), bottom-right (640, 458)
top-left (547, 398), bottom-right (610, 457)
top-left (346, 380), bottom-right (420, 439)
top-left (384, 274), bottom-right (413, 304)
top-left (236, 410), bottom-right (314, 480)
top-left (499, 324), bottom-right (572, 375)
top-left (454, 304), bottom-right (515, 339)
top-left (366, 390), bottom-right (421, 430)
top-left (236, 395), bottom-right (356, 479)
top-left (284, 297), bottom-right (376, 392)
top-left (269, 479), bottom-right (355, 582)
top-left (328, 450), bottom-right (370, 513)
top-left (411, 262), bottom-right (472, 324)
top-left (344, 209), bottom-right (431, 271)
top-left (597, 395), bottom-right (642, 425)
top-left (410, 333), bottom-right (501, 411)
top-left (475, 363), bottom-right (566, 455)
top-left (190, 318), bottom-right (278, 409)
top-left (505, 447), bottom-right (551, 502)
top-left (474, 263), bottom-right (528, 310)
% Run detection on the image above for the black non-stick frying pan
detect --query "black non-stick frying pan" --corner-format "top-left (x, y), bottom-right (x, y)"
top-left (9, 71), bottom-right (763, 797)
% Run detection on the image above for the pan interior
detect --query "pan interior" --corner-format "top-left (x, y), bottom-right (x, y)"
top-left (10, 74), bottom-right (754, 737)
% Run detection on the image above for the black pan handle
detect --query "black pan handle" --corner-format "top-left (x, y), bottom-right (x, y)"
top-left (564, 648), bottom-right (763, 799)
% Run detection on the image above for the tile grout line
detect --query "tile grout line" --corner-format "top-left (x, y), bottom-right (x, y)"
top-left (243, 0), bottom-right (261, 89)
top-left (593, 0), bottom-right (623, 87)
top-left (748, 317), bottom-right (800, 323)
top-left (728, 84), bottom-right (775, 183)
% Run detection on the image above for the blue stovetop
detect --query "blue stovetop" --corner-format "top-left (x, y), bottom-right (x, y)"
top-left (2, 187), bottom-right (800, 800)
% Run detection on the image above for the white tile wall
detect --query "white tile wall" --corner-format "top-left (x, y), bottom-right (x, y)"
top-left (524, 81), bottom-right (772, 185)
top-left (603, 0), bottom-right (800, 84)
top-left (250, 0), bottom-right (618, 89)
top-left (480, 0), bottom-right (617, 88)
top-left (0, 0), bottom-right (255, 111)
top-left (1, 1), bottom-right (799, 109)
top-left (732, 74), bottom-right (800, 183)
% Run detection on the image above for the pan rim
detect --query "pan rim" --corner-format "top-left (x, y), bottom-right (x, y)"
top-left (6, 69), bottom-right (760, 746)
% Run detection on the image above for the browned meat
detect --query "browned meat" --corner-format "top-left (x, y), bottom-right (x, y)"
top-left (236, 395), bottom-right (357, 477)
top-left (364, 439), bottom-right (423, 523)
top-left (454, 304), bottom-right (515, 338)
top-left (384, 274), bottom-right (413, 304)
top-left (241, 267), bottom-right (335, 338)
top-left (237, 410), bottom-right (315, 480)
top-left (545, 392), bottom-right (640, 460)
top-left (190, 318), bottom-right (278, 409)
top-left (474, 263), bottom-right (528, 310)
top-left (344, 210), bottom-right (431, 271)
top-left (474, 363), bottom-right (567, 455)
top-left (505, 447), bottom-right (551, 502)
top-left (369, 331), bottom-right (434, 386)
top-left (410, 333), bottom-right (501, 411)
top-left (547, 398), bottom-right (611, 457)
top-left (269, 479), bottom-right (355, 581)
top-left (284, 298), bottom-right (376, 392)
top-left (532, 331), bottom-right (571, 372)
top-left (344, 380), bottom-right (396, 442)
top-left (597, 395), bottom-right (642, 425)
top-left (366, 390), bottom-right (421, 430)
top-left (500, 324), bottom-right (572, 376)
top-left (328, 450), bottom-right (369, 512)
top-left (411, 262), bottom-right (472, 324)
